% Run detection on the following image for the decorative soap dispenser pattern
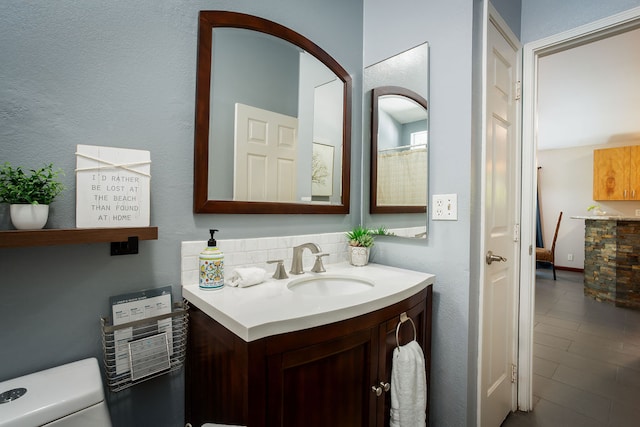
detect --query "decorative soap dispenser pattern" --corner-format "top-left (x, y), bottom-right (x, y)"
top-left (199, 229), bottom-right (224, 290)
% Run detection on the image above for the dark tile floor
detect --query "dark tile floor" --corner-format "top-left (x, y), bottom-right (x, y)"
top-left (502, 269), bottom-right (640, 427)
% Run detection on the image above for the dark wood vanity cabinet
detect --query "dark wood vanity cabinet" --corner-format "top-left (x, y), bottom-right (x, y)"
top-left (186, 285), bottom-right (432, 427)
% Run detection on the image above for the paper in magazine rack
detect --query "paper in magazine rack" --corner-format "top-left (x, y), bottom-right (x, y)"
top-left (101, 301), bottom-right (188, 392)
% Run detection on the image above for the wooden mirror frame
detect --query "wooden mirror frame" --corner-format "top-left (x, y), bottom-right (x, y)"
top-left (193, 11), bottom-right (352, 214)
top-left (370, 86), bottom-right (428, 214)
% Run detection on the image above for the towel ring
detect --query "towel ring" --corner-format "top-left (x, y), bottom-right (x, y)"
top-left (395, 312), bottom-right (417, 350)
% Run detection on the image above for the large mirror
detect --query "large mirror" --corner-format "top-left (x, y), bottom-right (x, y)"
top-left (363, 43), bottom-right (429, 238)
top-left (371, 86), bottom-right (428, 213)
top-left (193, 11), bottom-right (352, 214)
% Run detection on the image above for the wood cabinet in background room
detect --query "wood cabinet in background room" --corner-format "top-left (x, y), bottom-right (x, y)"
top-left (185, 286), bottom-right (432, 427)
top-left (593, 145), bottom-right (640, 200)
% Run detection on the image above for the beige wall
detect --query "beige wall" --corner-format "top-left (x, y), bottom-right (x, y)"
top-left (537, 142), bottom-right (640, 269)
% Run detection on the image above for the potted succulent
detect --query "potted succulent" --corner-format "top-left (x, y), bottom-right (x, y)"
top-left (370, 225), bottom-right (395, 237)
top-left (346, 225), bottom-right (374, 266)
top-left (0, 162), bottom-right (65, 229)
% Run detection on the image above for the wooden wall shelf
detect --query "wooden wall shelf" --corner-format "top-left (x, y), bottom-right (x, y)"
top-left (0, 226), bottom-right (158, 248)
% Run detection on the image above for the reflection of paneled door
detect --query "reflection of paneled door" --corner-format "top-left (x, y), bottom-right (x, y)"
top-left (234, 103), bottom-right (298, 201)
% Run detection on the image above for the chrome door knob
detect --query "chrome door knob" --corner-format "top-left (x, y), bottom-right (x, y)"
top-left (486, 251), bottom-right (507, 265)
top-left (372, 381), bottom-right (391, 396)
top-left (371, 385), bottom-right (383, 396)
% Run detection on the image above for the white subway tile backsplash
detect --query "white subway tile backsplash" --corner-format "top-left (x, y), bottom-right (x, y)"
top-left (181, 231), bottom-right (350, 286)
top-left (183, 269), bottom-right (199, 286)
top-left (242, 238), bottom-right (260, 251)
top-left (258, 237), bottom-right (277, 251)
top-left (277, 236), bottom-right (294, 249)
top-left (181, 241), bottom-right (204, 257)
top-left (216, 241), bottom-right (233, 253)
top-left (318, 233), bottom-right (336, 245)
top-left (246, 250), bottom-right (267, 265)
top-left (226, 251), bottom-right (246, 267)
top-left (181, 255), bottom-right (197, 272)
top-left (267, 248), bottom-right (288, 261)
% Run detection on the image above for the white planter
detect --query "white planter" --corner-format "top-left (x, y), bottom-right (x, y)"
top-left (349, 246), bottom-right (370, 267)
top-left (10, 204), bottom-right (49, 230)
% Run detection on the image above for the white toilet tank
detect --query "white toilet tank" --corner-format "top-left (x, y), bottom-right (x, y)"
top-left (0, 357), bottom-right (112, 427)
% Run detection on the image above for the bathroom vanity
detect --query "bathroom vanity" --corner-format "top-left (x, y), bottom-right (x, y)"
top-left (183, 263), bottom-right (434, 427)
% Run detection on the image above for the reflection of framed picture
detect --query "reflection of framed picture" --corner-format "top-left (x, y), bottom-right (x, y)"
top-left (312, 142), bottom-right (334, 196)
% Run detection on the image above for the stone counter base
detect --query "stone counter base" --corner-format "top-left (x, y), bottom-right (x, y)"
top-left (584, 219), bottom-right (640, 310)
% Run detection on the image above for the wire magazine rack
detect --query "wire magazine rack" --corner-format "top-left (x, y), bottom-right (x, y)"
top-left (101, 300), bottom-right (188, 392)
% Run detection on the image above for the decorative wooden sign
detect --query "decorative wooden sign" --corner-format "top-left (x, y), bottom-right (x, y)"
top-left (76, 144), bottom-right (151, 228)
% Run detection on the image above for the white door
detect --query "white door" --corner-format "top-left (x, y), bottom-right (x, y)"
top-left (479, 6), bottom-right (521, 427)
top-left (234, 103), bottom-right (298, 202)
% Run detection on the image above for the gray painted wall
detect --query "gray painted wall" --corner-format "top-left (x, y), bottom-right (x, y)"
top-left (492, 0), bottom-right (522, 36)
top-left (209, 28), bottom-right (299, 199)
top-left (364, 0), bottom-right (476, 425)
top-left (378, 110), bottom-right (402, 150)
top-left (0, 1), bottom-right (362, 426)
top-left (4, 0), bottom-right (639, 426)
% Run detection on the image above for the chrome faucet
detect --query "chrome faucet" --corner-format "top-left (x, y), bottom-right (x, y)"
top-left (290, 242), bottom-right (322, 275)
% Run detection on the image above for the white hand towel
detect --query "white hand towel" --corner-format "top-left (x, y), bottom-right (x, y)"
top-left (390, 340), bottom-right (427, 427)
top-left (228, 267), bottom-right (267, 288)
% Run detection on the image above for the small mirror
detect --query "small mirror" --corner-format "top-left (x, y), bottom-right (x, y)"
top-left (371, 86), bottom-right (428, 213)
top-left (363, 43), bottom-right (429, 239)
top-left (193, 12), bottom-right (352, 214)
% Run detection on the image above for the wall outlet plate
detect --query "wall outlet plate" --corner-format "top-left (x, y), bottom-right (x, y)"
top-left (432, 194), bottom-right (458, 220)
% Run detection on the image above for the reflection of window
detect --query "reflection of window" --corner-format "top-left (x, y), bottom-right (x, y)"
top-left (411, 131), bottom-right (428, 149)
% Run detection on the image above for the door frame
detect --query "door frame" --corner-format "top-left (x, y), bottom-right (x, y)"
top-left (518, 5), bottom-right (640, 411)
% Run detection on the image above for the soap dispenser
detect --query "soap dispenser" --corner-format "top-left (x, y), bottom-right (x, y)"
top-left (199, 229), bottom-right (224, 290)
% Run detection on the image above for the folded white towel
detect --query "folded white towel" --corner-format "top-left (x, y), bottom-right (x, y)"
top-left (390, 340), bottom-right (427, 427)
top-left (228, 267), bottom-right (267, 288)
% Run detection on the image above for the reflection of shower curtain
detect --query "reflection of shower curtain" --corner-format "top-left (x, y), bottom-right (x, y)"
top-left (377, 148), bottom-right (427, 205)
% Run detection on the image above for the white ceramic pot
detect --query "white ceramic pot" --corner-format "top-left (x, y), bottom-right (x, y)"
top-left (10, 204), bottom-right (49, 230)
top-left (349, 246), bottom-right (370, 267)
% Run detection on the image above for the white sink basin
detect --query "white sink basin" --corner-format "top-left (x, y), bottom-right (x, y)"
top-left (287, 275), bottom-right (375, 297)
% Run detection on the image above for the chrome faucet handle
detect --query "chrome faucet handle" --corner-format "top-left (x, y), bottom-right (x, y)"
top-left (311, 253), bottom-right (329, 273)
top-left (267, 259), bottom-right (289, 279)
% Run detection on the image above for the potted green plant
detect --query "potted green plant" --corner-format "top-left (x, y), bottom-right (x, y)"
top-left (370, 225), bottom-right (395, 237)
top-left (345, 225), bottom-right (374, 266)
top-left (0, 162), bottom-right (65, 229)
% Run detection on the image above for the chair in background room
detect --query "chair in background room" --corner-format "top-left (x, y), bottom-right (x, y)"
top-left (536, 211), bottom-right (563, 280)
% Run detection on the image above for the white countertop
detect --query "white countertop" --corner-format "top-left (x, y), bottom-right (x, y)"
top-left (182, 262), bottom-right (435, 342)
